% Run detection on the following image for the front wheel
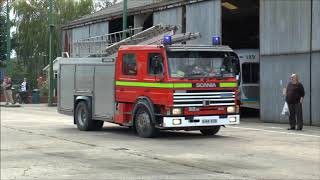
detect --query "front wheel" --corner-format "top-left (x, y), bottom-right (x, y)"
top-left (200, 126), bottom-right (221, 136)
top-left (135, 107), bottom-right (159, 138)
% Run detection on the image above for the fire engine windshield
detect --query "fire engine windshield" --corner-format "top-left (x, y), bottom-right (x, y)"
top-left (167, 51), bottom-right (240, 79)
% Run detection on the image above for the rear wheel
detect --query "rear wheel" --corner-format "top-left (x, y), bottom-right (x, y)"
top-left (135, 106), bottom-right (159, 138)
top-left (75, 101), bottom-right (104, 131)
top-left (200, 126), bottom-right (221, 136)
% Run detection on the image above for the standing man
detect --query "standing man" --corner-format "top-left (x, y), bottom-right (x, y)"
top-left (2, 76), bottom-right (14, 105)
top-left (2, 76), bottom-right (8, 104)
top-left (20, 78), bottom-right (29, 103)
top-left (285, 74), bottom-right (305, 131)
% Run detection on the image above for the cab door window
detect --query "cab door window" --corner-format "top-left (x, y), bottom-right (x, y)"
top-left (122, 54), bottom-right (137, 76)
top-left (148, 53), bottom-right (163, 75)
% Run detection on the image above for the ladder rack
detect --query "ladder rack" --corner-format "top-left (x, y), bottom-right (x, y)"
top-left (72, 24), bottom-right (201, 58)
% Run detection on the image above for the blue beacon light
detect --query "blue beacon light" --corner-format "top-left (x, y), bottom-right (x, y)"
top-left (212, 36), bottom-right (221, 45)
top-left (163, 35), bottom-right (172, 45)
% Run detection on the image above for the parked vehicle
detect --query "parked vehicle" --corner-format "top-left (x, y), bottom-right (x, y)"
top-left (235, 49), bottom-right (260, 110)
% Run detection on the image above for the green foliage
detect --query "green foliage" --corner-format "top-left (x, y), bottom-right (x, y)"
top-left (0, 5), bottom-right (7, 62)
top-left (39, 80), bottom-right (48, 96)
top-left (12, 0), bottom-right (94, 85)
top-left (95, 0), bottom-right (117, 11)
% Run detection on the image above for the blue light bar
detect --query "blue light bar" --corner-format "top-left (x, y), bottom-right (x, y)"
top-left (212, 36), bottom-right (221, 45)
top-left (163, 35), bottom-right (172, 45)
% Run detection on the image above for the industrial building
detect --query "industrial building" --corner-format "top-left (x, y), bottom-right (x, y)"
top-left (61, 0), bottom-right (320, 126)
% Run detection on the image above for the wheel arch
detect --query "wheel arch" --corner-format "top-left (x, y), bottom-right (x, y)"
top-left (131, 96), bottom-right (156, 127)
top-left (74, 96), bottom-right (92, 124)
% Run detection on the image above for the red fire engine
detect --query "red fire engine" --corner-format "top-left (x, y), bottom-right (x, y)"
top-left (58, 28), bottom-right (240, 138)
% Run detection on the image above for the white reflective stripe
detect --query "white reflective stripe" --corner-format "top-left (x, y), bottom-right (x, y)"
top-left (174, 98), bottom-right (235, 102)
top-left (174, 95), bottom-right (235, 99)
top-left (174, 92), bottom-right (235, 95)
top-left (173, 103), bottom-right (235, 107)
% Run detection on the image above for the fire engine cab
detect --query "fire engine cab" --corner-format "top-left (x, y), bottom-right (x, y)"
top-left (58, 32), bottom-right (240, 138)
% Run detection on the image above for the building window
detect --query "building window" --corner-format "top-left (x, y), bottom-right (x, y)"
top-left (122, 54), bottom-right (137, 76)
top-left (148, 53), bottom-right (163, 75)
top-left (242, 63), bottom-right (259, 84)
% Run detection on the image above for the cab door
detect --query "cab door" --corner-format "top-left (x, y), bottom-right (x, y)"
top-left (142, 52), bottom-right (171, 105)
top-left (115, 52), bottom-right (140, 103)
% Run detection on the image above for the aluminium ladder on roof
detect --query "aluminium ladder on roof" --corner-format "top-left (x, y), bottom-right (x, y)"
top-left (101, 24), bottom-right (179, 57)
top-left (73, 24), bottom-right (201, 58)
top-left (73, 27), bottom-right (143, 57)
top-left (102, 25), bottom-right (201, 57)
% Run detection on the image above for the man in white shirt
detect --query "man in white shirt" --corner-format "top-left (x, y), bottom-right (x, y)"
top-left (20, 78), bottom-right (29, 103)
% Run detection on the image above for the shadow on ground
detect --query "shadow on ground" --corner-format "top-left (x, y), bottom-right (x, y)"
top-left (57, 125), bottom-right (237, 140)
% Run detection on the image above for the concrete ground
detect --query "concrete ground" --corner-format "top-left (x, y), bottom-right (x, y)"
top-left (1, 104), bottom-right (320, 180)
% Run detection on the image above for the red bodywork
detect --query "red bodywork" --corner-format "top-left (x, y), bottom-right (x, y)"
top-left (114, 45), bottom-right (239, 125)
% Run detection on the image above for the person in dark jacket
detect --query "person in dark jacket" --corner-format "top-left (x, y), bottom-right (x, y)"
top-left (20, 78), bottom-right (29, 103)
top-left (285, 74), bottom-right (305, 130)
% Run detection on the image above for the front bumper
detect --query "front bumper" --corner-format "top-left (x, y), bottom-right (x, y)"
top-left (162, 115), bottom-right (240, 128)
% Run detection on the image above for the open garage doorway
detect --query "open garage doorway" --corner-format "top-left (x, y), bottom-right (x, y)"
top-left (222, 0), bottom-right (259, 49)
top-left (109, 16), bottom-right (134, 33)
top-left (142, 14), bottom-right (153, 30)
top-left (222, 0), bottom-right (260, 118)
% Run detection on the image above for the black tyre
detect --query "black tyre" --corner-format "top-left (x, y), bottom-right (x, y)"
top-left (75, 101), bottom-right (104, 131)
top-left (91, 120), bottom-right (104, 130)
top-left (134, 106), bottom-right (159, 138)
top-left (200, 126), bottom-right (221, 136)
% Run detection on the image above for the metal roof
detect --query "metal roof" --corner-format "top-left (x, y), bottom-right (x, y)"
top-left (62, 0), bottom-right (208, 30)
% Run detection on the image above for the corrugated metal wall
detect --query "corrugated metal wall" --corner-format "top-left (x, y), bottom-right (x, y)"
top-left (311, 52), bottom-right (320, 125)
top-left (312, 0), bottom-right (320, 51)
top-left (153, 7), bottom-right (182, 33)
top-left (311, 0), bottom-right (320, 125)
top-left (186, 0), bottom-right (221, 45)
top-left (72, 26), bottom-right (90, 57)
top-left (260, 0), bottom-right (319, 126)
top-left (89, 22), bottom-right (109, 55)
top-left (260, 54), bottom-right (311, 123)
top-left (69, 22), bottom-right (108, 57)
top-left (260, 0), bottom-right (311, 55)
top-left (89, 22), bottom-right (109, 37)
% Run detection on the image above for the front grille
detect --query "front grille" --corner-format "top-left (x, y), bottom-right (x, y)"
top-left (173, 90), bottom-right (235, 107)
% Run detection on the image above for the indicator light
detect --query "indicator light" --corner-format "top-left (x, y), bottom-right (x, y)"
top-left (163, 35), bottom-right (172, 45)
top-left (212, 36), bottom-right (221, 45)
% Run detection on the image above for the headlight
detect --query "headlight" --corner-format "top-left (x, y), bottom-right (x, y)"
top-left (172, 108), bottom-right (183, 115)
top-left (173, 119), bottom-right (182, 125)
top-left (227, 106), bottom-right (236, 113)
top-left (229, 117), bottom-right (237, 122)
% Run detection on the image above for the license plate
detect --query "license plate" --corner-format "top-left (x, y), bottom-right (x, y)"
top-left (201, 119), bottom-right (217, 124)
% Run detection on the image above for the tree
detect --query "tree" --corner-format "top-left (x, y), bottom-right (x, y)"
top-left (95, 0), bottom-right (117, 11)
top-left (0, 5), bottom-right (6, 63)
top-left (12, 0), bottom-right (94, 82)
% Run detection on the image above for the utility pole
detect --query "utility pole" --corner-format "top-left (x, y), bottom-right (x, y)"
top-left (122, 0), bottom-right (127, 39)
top-left (6, 0), bottom-right (12, 76)
top-left (48, 0), bottom-right (54, 106)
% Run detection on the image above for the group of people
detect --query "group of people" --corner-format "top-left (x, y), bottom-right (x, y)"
top-left (2, 76), bottom-right (29, 105)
